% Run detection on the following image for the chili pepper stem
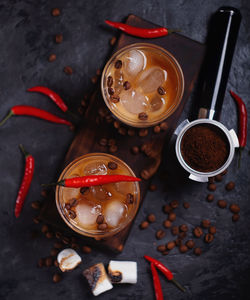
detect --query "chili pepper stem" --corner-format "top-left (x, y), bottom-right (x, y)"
top-left (0, 110), bottom-right (13, 126)
top-left (41, 180), bottom-right (65, 187)
top-left (171, 278), bottom-right (186, 293)
top-left (19, 144), bottom-right (29, 158)
top-left (168, 29), bottom-right (182, 34)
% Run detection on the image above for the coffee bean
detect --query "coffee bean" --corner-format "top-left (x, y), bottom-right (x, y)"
top-left (109, 145), bottom-right (118, 153)
top-left (55, 231), bottom-right (62, 239)
top-left (98, 107), bottom-right (108, 117)
top-left (149, 184), bottom-right (157, 192)
top-left (126, 193), bottom-right (134, 204)
top-left (156, 230), bottom-right (166, 240)
top-left (221, 169), bottom-right (228, 176)
top-left (41, 224), bottom-right (49, 234)
top-left (178, 232), bottom-right (187, 240)
top-left (179, 224), bottom-right (188, 232)
top-left (108, 87), bottom-right (114, 95)
top-left (50, 248), bottom-right (59, 257)
top-left (160, 122), bottom-right (168, 131)
top-left (48, 54), bottom-right (56, 62)
top-left (201, 220), bottom-right (211, 228)
top-left (33, 216), bottom-right (40, 224)
top-left (45, 257), bottom-right (53, 267)
top-left (110, 36), bottom-right (117, 46)
top-left (51, 8), bottom-right (60, 16)
top-left (186, 240), bottom-right (195, 249)
top-left (147, 214), bottom-right (156, 223)
top-left (64, 66), bottom-right (73, 75)
top-left (81, 99), bottom-right (87, 107)
top-left (31, 201), bottom-right (41, 210)
top-left (138, 112), bottom-right (148, 121)
top-left (194, 247), bottom-right (202, 256)
top-left (123, 81), bottom-right (131, 90)
top-left (179, 245), bottom-right (188, 253)
top-left (46, 231), bottom-right (54, 239)
top-left (96, 68), bottom-right (101, 76)
top-left (226, 181), bottom-right (235, 191)
top-left (170, 200), bottom-right (179, 209)
top-left (140, 221), bottom-right (149, 229)
top-left (53, 273), bottom-right (62, 283)
top-left (118, 127), bottom-right (127, 135)
top-left (217, 199), bottom-right (227, 208)
top-left (163, 220), bottom-right (172, 228)
top-left (193, 226), bottom-right (203, 238)
top-left (204, 233), bottom-right (214, 243)
top-left (209, 226), bottom-right (216, 234)
top-left (107, 76), bottom-right (113, 87)
top-left (131, 146), bottom-right (139, 154)
top-left (111, 95), bottom-right (120, 104)
top-left (54, 242), bottom-right (63, 249)
top-left (183, 202), bottom-right (190, 209)
top-left (106, 115), bottom-right (113, 124)
top-left (208, 183), bottom-right (216, 191)
top-left (91, 75), bottom-right (98, 84)
top-left (163, 204), bottom-right (172, 214)
top-left (108, 161), bottom-right (118, 170)
top-left (157, 86), bottom-right (166, 95)
top-left (68, 198), bottom-right (78, 207)
top-left (115, 60), bottom-right (122, 69)
top-left (162, 251), bottom-right (169, 256)
top-left (54, 260), bottom-right (59, 267)
top-left (128, 128), bottom-right (136, 136)
top-left (206, 194), bottom-right (214, 202)
top-left (175, 238), bottom-right (182, 247)
top-left (113, 120), bottom-right (120, 128)
top-left (108, 139), bottom-right (116, 146)
top-left (96, 214), bottom-right (104, 224)
top-left (215, 174), bottom-right (223, 182)
top-left (98, 223), bottom-right (108, 230)
top-left (99, 138), bottom-right (108, 146)
top-left (139, 128), bottom-right (148, 137)
top-left (153, 125), bottom-right (161, 133)
top-left (68, 210), bottom-right (76, 219)
top-left (157, 245), bottom-right (166, 252)
top-left (171, 226), bottom-right (179, 236)
top-left (166, 241), bottom-right (175, 250)
top-left (55, 33), bottom-right (63, 44)
top-left (230, 203), bottom-right (240, 214)
top-left (232, 213), bottom-right (239, 222)
top-left (62, 236), bottom-right (70, 245)
top-left (38, 258), bottom-right (44, 268)
top-left (82, 246), bottom-right (92, 254)
top-left (80, 187), bottom-right (89, 195)
top-left (168, 212), bottom-right (176, 222)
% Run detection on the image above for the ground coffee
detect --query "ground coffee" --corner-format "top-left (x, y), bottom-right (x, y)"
top-left (181, 124), bottom-right (229, 172)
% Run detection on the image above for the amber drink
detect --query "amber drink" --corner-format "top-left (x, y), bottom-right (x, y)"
top-left (101, 43), bottom-right (184, 127)
top-left (56, 153), bottom-right (140, 238)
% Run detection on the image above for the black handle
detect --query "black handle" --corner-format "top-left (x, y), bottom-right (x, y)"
top-left (198, 7), bottom-right (241, 120)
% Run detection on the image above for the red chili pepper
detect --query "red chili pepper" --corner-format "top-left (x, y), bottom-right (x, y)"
top-left (0, 105), bottom-right (72, 127)
top-left (150, 263), bottom-right (164, 300)
top-left (27, 86), bottom-right (68, 112)
top-left (105, 20), bottom-right (179, 38)
top-left (144, 255), bottom-right (185, 292)
top-left (15, 145), bottom-right (35, 218)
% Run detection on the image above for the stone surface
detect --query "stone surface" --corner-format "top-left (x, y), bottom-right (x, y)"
top-left (0, 1), bottom-right (249, 300)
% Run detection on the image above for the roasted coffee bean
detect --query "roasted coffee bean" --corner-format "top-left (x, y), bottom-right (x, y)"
top-left (80, 187), bottom-right (89, 195)
top-left (183, 202), bottom-right (190, 209)
top-left (221, 169), bottom-right (228, 176)
top-left (99, 138), bottom-right (108, 146)
top-left (118, 127), bottom-right (127, 135)
top-left (160, 122), bottom-right (168, 131)
top-left (108, 139), bottom-right (116, 146)
top-left (105, 114), bottom-right (113, 123)
top-left (157, 245), bottom-right (166, 252)
top-left (110, 36), bottom-right (117, 46)
top-left (68, 198), bottom-right (78, 207)
top-left (45, 257), bottom-right (53, 267)
top-left (215, 174), bottom-right (223, 182)
top-left (229, 204), bottom-right (240, 214)
top-left (217, 199), bottom-right (227, 208)
top-left (31, 201), bottom-right (41, 210)
top-left (113, 120), bottom-right (120, 128)
top-left (178, 232), bottom-right (187, 240)
top-left (153, 125), bottom-right (161, 133)
top-left (156, 230), bottom-right (166, 240)
top-left (131, 146), bottom-right (140, 154)
top-left (50, 248), bottom-right (59, 257)
top-left (68, 210), bottom-right (76, 219)
top-left (48, 53), bottom-right (56, 62)
top-left (206, 194), bottom-right (214, 202)
top-left (179, 245), bottom-right (188, 253)
top-left (108, 87), bottom-right (114, 95)
top-left (109, 145), bottom-right (118, 153)
top-left (98, 223), bottom-right (108, 230)
top-left (149, 184), bottom-right (157, 192)
top-left (232, 214), bottom-right (240, 222)
top-left (179, 224), bottom-right (188, 232)
top-left (139, 128), bottom-right (148, 137)
top-left (63, 66), bottom-right (73, 75)
top-left (163, 204), bottom-right (172, 214)
top-left (33, 216), bottom-right (40, 224)
top-left (41, 189), bottom-right (48, 198)
top-left (170, 200), bottom-right (179, 209)
top-left (226, 181), bottom-right (235, 191)
top-left (208, 183), bottom-right (216, 191)
top-left (96, 68), bottom-right (101, 76)
top-left (108, 161), bottom-right (118, 170)
top-left (138, 112), bottom-right (148, 121)
top-left (51, 8), bottom-right (60, 16)
top-left (162, 251), bottom-right (169, 256)
top-left (54, 242), bottom-right (63, 249)
top-left (194, 247), bottom-right (202, 256)
top-left (163, 220), bottom-right (172, 228)
top-left (157, 86), bottom-right (166, 95)
top-left (65, 203), bottom-right (72, 210)
top-left (54, 260), bottom-right (59, 267)
top-left (115, 60), bottom-right (122, 69)
top-left (91, 75), bottom-right (98, 84)
top-left (166, 241), bottom-right (175, 250)
top-left (81, 99), bottom-right (87, 107)
top-left (204, 233), bottom-right (214, 243)
top-left (38, 258), bottom-right (44, 268)
top-left (62, 236), bottom-right (70, 245)
top-left (147, 214), bottom-right (156, 223)
top-left (175, 238), bottom-right (182, 247)
top-left (107, 76), bottom-right (113, 87)
top-left (41, 224), bottom-right (49, 234)
top-left (186, 240), bottom-right (195, 249)
top-left (46, 231), bottom-right (54, 239)
top-left (193, 226), bottom-right (203, 238)
top-left (123, 81), bottom-right (131, 90)
top-left (201, 220), bottom-right (211, 228)
top-left (126, 193), bottom-right (134, 205)
top-left (55, 231), bottom-right (62, 240)
top-left (171, 226), bottom-right (179, 236)
top-left (168, 212), bottom-right (176, 222)
top-left (209, 226), bottom-right (216, 234)
top-left (96, 214), bottom-right (104, 224)
top-left (55, 33), bottom-right (63, 43)
top-left (128, 128), bottom-right (135, 136)
top-left (82, 245), bottom-right (92, 254)
top-left (98, 107), bottom-right (108, 117)
top-left (53, 273), bottom-right (62, 283)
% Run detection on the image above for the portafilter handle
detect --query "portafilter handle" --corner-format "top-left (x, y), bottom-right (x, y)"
top-left (198, 7), bottom-right (241, 120)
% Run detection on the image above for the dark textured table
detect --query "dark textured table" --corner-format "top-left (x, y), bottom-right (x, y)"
top-left (0, 1), bottom-right (249, 299)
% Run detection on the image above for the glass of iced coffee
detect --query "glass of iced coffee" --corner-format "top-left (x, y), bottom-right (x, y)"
top-left (101, 43), bottom-right (184, 128)
top-left (55, 153), bottom-right (140, 238)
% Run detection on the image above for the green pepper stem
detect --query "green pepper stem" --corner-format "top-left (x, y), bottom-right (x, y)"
top-left (41, 180), bottom-right (65, 187)
top-left (0, 110), bottom-right (13, 126)
top-left (168, 29), bottom-right (182, 34)
top-left (19, 144), bottom-right (30, 158)
top-left (171, 278), bottom-right (186, 292)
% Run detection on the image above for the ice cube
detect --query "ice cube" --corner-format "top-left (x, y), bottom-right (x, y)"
top-left (75, 202), bottom-right (101, 226)
top-left (114, 69), bottom-right (124, 95)
top-left (91, 185), bottom-right (108, 201)
top-left (84, 162), bottom-right (107, 176)
top-left (104, 201), bottom-right (127, 227)
top-left (150, 96), bottom-right (165, 111)
top-left (123, 50), bottom-right (146, 78)
top-left (120, 89), bottom-right (149, 114)
top-left (115, 182), bottom-right (134, 195)
top-left (138, 67), bottom-right (167, 93)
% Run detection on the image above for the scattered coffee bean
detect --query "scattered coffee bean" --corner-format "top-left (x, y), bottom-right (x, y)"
top-left (229, 204), bottom-right (240, 214)
top-left (55, 231), bottom-right (62, 240)
top-left (156, 230), bottom-right (166, 240)
top-left (153, 125), bottom-right (161, 133)
top-left (193, 226), bottom-right (203, 238)
top-left (96, 68), bottom-right (101, 76)
top-left (107, 76), bottom-right (113, 87)
top-left (110, 36), bottom-right (117, 46)
top-left (33, 216), bottom-right (40, 224)
top-left (106, 115), bottom-right (113, 123)
top-left (157, 86), bottom-right (166, 95)
top-left (80, 187), bottom-right (89, 195)
top-left (179, 224), bottom-right (188, 232)
top-left (113, 120), bottom-right (120, 128)
top-left (54, 260), bottom-right (59, 267)
top-left (53, 273), bottom-right (62, 283)
top-left (108, 139), bottom-right (116, 146)
top-left (178, 232), bottom-right (187, 239)
top-left (160, 122), bottom-right (168, 131)
top-left (126, 193), bottom-right (134, 204)
top-left (115, 60), bottom-right (122, 69)
top-left (217, 199), bottom-right (227, 208)
top-left (68, 210), bottom-right (76, 219)
top-left (226, 181), bottom-right (235, 191)
top-left (183, 202), bottom-right (190, 209)
top-left (123, 81), bottom-right (131, 90)
top-left (46, 231), bottom-right (54, 239)
top-left (147, 214), bottom-right (156, 223)
top-left (221, 169), bottom-right (228, 176)
top-left (208, 183), bottom-right (216, 191)
top-left (108, 87), bottom-right (114, 95)
top-left (81, 99), bottom-right (87, 107)
top-left (62, 236), bottom-right (70, 245)
top-left (91, 75), bottom-right (98, 84)
top-left (138, 112), bottom-right (148, 121)
top-left (50, 248), bottom-right (59, 257)
top-left (41, 224), bottom-right (49, 234)
top-left (186, 240), bottom-right (195, 249)
top-left (54, 242), bottom-right (63, 249)
top-left (96, 214), bottom-right (104, 224)
top-left (166, 241), bottom-right (175, 250)
top-left (110, 95), bottom-right (120, 103)
top-left (99, 138), bottom-right (108, 146)
top-left (163, 204), bottom-right (172, 214)
top-left (118, 127), bottom-right (127, 135)
top-left (98, 107), bottom-right (109, 117)
top-left (163, 220), bottom-right (172, 228)
top-left (204, 233), bottom-right (214, 243)
top-left (139, 128), bottom-right (148, 137)
top-left (109, 145), bottom-right (118, 153)
top-left (48, 53), bottom-right (56, 62)
top-left (55, 33), bottom-right (63, 44)
top-left (82, 245), bottom-right (92, 254)
top-left (201, 220), bottom-right (211, 228)
top-left (127, 128), bottom-right (135, 136)
top-left (131, 146), bottom-right (140, 154)
top-left (162, 251), bottom-right (169, 256)
top-left (41, 189), bottom-right (48, 198)
top-left (157, 245), bottom-right (166, 252)
top-left (171, 226), bottom-right (179, 236)
top-left (209, 226), bottom-right (216, 234)
top-left (168, 212), bottom-right (176, 222)
top-left (63, 66), bottom-right (73, 75)
top-left (45, 257), bottom-right (53, 267)
top-left (140, 221), bottom-right (149, 229)
top-left (31, 201), bottom-right (41, 210)
top-left (206, 194), bottom-right (214, 202)
top-left (98, 223), bottom-right (108, 230)
top-left (215, 174), bottom-right (223, 182)
top-left (179, 245), bottom-right (188, 253)
top-left (170, 200), bottom-right (179, 209)
top-left (194, 247), bottom-right (202, 256)
top-left (108, 161), bottom-right (118, 170)
top-left (149, 184), bottom-right (157, 192)
top-left (38, 258), bottom-right (44, 268)
top-left (175, 238), bottom-right (182, 247)
top-left (51, 8), bottom-right (60, 16)
top-left (232, 214), bottom-right (240, 222)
